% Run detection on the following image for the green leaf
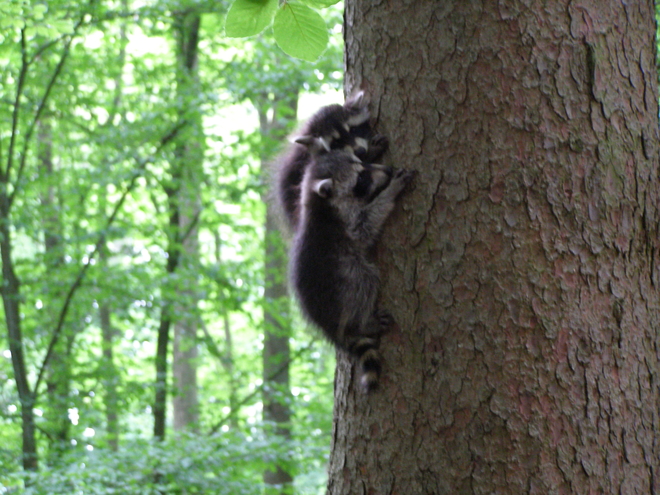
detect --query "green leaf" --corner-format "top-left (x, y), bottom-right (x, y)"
top-left (299, 0), bottom-right (341, 7)
top-left (273, 2), bottom-right (329, 62)
top-left (225, 0), bottom-right (278, 38)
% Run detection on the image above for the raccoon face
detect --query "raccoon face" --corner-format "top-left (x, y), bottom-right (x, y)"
top-left (311, 152), bottom-right (392, 206)
top-left (294, 93), bottom-right (371, 155)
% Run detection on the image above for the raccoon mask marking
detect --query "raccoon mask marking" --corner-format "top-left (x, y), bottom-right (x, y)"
top-left (273, 91), bottom-right (389, 233)
top-left (290, 150), bottom-right (415, 392)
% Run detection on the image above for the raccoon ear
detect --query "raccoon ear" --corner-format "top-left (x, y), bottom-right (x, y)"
top-left (294, 135), bottom-right (315, 146)
top-left (318, 136), bottom-right (331, 151)
top-left (295, 135), bottom-right (331, 152)
top-left (344, 90), bottom-right (371, 126)
top-left (345, 90), bottom-right (367, 109)
top-left (313, 178), bottom-right (333, 198)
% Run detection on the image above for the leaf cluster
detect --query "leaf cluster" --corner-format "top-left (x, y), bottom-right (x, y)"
top-left (225, 0), bottom-right (341, 61)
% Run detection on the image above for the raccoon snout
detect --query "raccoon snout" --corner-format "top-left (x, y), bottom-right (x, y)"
top-left (354, 146), bottom-right (368, 160)
top-left (370, 164), bottom-right (394, 176)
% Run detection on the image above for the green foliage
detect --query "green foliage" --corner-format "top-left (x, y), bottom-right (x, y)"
top-left (9, 429), bottom-right (328, 494)
top-left (273, 3), bottom-right (329, 62)
top-left (1, 0), bottom-right (342, 491)
top-left (225, 0), bottom-right (339, 61)
top-left (225, 0), bottom-right (279, 38)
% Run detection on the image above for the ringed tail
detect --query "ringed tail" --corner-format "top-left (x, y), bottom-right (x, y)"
top-left (350, 337), bottom-right (382, 393)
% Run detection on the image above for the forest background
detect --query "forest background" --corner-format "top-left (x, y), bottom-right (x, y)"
top-left (5, 1), bottom-right (660, 494)
top-left (1, 0), bottom-right (343, 493)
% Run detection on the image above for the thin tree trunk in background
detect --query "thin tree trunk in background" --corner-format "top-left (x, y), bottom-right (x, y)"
top-left (171, 9), bottom-right (202, 431)
top-left (154, 9), bottom-right (203, 438)
top-left (259, 94), bottom-right (297, 494)
top-left (99, 291), bottom-right (119, 451)
top-left (330, 1), bottom-right (660, 493)
top-left (212, 230), bottom-right (239, 426)
top-left (0, 184), bottom-right (37, 471)
top-left (98, 0), bottom-right (126, 451)
top-left (153, 206), bottom-right (178, 440)
top-left (262, 208), bottom-right (293, 494)
top-left (98, 222), bottom-right (119, 450)
top-left (39, 118), bottom-right (72, 456)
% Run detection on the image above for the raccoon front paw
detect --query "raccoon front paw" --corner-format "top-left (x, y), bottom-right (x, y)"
top-left (389, 168), bottom-right (417, 195)
top-left (396, 168), bottom-right (417, 184)
top-left (368, 134), bottom-right (389, 160)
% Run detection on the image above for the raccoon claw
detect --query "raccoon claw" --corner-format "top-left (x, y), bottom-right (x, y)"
top-left (395, 169), bottom-right (416, 184)
top-left (377, 310), bottom-right (395, 330)
top-left (370, 134), bottom-right (389, 151)
top-left (364, 134), bottom-right (388, 162)
top-left (388, 169), bottom-right (416, 196)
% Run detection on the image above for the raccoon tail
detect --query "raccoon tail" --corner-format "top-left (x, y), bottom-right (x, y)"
top-left (350, 337), bottom-right (382, 393)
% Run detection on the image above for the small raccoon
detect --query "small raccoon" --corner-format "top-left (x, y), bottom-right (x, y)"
top-left (289, 150), bottom-right (415, 392)
top-left (274, 91), bottom-right (389, 232)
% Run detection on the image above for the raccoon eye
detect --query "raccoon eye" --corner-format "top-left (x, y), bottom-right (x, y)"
top-left (353, 170), bottom-right (372, 198)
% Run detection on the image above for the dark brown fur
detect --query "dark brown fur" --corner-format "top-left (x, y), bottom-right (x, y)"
top-left (289, 150), bottom-right (414, 391)
top-left (273, 92), bottom-right (388, 232)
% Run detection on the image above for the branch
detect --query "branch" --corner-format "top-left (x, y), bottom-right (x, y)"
top-left (33, 121), bottom-right (186, 395)
top-left (8, 11), bottom-right (88, 210)
top-left (208, 338), bottom-right (318, 435)
top-left (3, 28), bottom-right (28, 183)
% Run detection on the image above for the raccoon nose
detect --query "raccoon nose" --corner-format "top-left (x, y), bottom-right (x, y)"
top-left (354, 146), bottom-right (367, 159)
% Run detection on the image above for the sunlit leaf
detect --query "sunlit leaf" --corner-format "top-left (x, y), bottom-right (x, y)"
top-left (273, 2), bottom-right (328, 62)
top-left (299, 0), bottom-right (342, 7)
top-left (225, 0), bottom-right (278, 37)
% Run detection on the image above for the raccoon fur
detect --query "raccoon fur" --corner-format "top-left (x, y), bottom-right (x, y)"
top-left (289, 150), bottom-right (415, 392)
top-left (274, 91), bottom-right (389, 232)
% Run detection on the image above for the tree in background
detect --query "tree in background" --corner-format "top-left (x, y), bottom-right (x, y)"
top-left (220, 17), bottom-right (343, 487)
top-left (1, 0), bottom-right (341, 492)
top-left (329, 0), bottom-right (660, 493)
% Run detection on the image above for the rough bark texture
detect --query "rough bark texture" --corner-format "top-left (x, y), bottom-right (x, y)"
top-left (329, 1), bottom-right (660, 493)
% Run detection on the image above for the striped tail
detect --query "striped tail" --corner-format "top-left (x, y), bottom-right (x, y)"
top-left (350, 337), bottom-right (382, 393)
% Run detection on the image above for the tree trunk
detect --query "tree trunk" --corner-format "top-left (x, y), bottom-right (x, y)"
top-left (153, 9), bottom-right (203, 439)
top-left (330, 1), bottom-right (660, 493)
top-left (262, 206), bottom-right (293, 494)
top-left (99, 297), bottom-right (119, 450)
top-left (39, 118), bottom-right (72, 457)
top-left (99, 0), bottom-right (126, 450)
top-left (0, 189), bottom-right (37, 471)
top-left (212, 230), bottom-right (239, 427)
top-left (258, 94), bottom-right (297, 494)
top-left (171, 9), bottom-right (202, 431)
top-left (1, 107), bottom-right (37, 470)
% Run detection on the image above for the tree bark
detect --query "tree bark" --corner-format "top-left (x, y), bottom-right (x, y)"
top-left (330, 1), bottom-right (660, 493)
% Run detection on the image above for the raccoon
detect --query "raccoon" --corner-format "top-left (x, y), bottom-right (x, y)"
top-left (289, 150), bottom-right (415, 392)
top-left (274, 91), bottom-right (389, 232)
